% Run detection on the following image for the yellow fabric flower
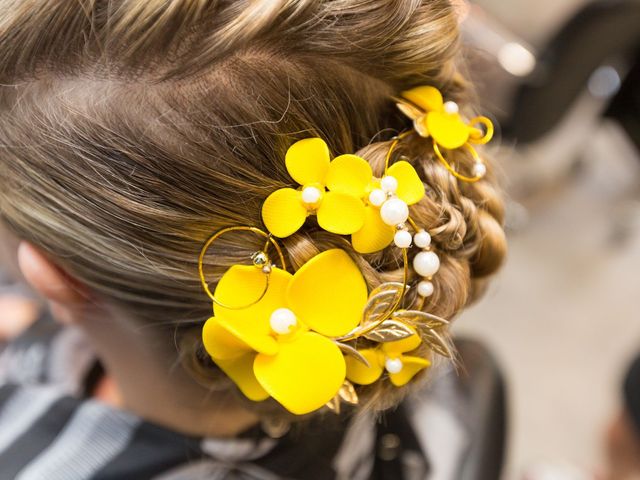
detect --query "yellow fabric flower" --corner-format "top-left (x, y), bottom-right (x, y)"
top-left (202, 249), bottom-right (368, 415)
top-left (344, 328), bottom-right (430, 387)
top-left (351, 161), bottom-right (425, 254)
top-left (400, 85), bottom-right (478, 150)
top-left (261, 138), bottom-right (369, 237)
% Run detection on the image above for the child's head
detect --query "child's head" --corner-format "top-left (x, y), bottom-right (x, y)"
top-left (0, 0), bottom-right (506, 418)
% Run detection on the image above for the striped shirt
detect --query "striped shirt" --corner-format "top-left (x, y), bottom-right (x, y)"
top-left (0, 316), bottom-right (477, 480)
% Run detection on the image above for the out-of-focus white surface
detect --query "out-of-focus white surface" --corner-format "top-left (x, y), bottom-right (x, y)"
top-left (453, 119), bottom-right (640, 476)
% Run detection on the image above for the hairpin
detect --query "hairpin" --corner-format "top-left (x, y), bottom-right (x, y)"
top-left (395, 85), bottom-right (494, 182)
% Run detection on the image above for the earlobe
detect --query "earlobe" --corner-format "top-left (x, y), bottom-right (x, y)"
top-left (17, 242), bottom-right (88, 305)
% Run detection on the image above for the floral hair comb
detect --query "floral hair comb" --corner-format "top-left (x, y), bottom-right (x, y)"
top-left (199, 85), bottom-right (493, 415)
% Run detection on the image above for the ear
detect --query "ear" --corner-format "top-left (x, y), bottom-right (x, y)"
top-left (17, 242), bottom-right (88, 306)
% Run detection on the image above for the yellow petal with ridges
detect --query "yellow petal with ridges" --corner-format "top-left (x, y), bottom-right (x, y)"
top-left (401, 86), bottom-right (443, 112)
top-left (254, 332), bottom-right (346, 415)
top-left (381, 331), bottom-right (422, 356)
top-left (213, 353), bottom-right (270, 401)
top-left (286, 249), bottom-right (368, 337)
top-left (345, 349), bottom-right (384, 385)
top-left (202, 317), bottom-right (252, 360)
top-left (262, 188), bottom-right (308, 238)
top-left (426, 111), bottom-right (470, 150)
top-left (285, 138), bottom-right (331, 186)
top-left (386, 161), bottom-right (425, 205)
top-left (326, 154), bottom-right (373, 198)
top-left (351, 205), bottom-right (395, 254)
top-left (389, 355), bottom-right (430, 387)
top-left (213, 265), bottom-right (293, 356)
top-left (316, 191), bottom-right (365, 235)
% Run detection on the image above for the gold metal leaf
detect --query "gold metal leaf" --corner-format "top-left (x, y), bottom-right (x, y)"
top-left (395, 101), bottom-right (423, 121)
top-left (335, 341), bottom-right (371, 367)
top-left (338, 380), bottom-right (359, 405)
top-left (392, 309), bottom-right (450, 330)
top-left (420, 329), bottom-right (455, 359)
top-left (363, 282), bottom-right (406, 326)
top-left (364, 319), bottom-right (415, 343)
top-left (325, 396), bottom-right (341, 414)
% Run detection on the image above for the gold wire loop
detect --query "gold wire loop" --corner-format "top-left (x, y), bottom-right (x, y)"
top-left (384, 130), bottom-right (414, 173)
top-left (432, 140), bottom-right (484, 183)
top-left (467, 116), bottom-right (494, 145)
top-left (198, 226), bottom-right (286, 310)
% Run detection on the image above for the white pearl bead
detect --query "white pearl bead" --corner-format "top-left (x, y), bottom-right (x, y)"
top-left (443, 101), bottom-right (459, 114)
top-left (380, 198), bottom-right (409, 226)
top-left (269, 308), bottom-right (297, 335)
top-left (413, 230), bottom-right (431, 249)
top-left (394, 230), bottom-right (412, 248)
top-left (301, 186), bottom-right (322, 204)
top-left (473, 163), bottom-right (487, 177)
top-left (385, 358), bottom-right (403, 374)
top-left (417, 280), bottom-right (434, 297)
top-left (413, 251), bottom-right (440, 277)
top-left (380, 176), bottom-right (399, 194)
top-left (368, 188), bottom-right (386, 207)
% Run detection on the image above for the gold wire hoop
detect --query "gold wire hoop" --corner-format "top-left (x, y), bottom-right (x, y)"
top-left (467, 116), bottom-right (494, 145)
top-left (432, 140), bottom-right (484, 183)
top-left (198, 226), bottom-right (287, 310)
top-left (384, 130), bottom-right (414, 173)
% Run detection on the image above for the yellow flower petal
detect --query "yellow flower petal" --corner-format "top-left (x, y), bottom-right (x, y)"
top-left (213, 265), bottom-right (293, 356)
top-left (286, 249), bottom-right (368, 337)
top-left (254, 332), bottom-right (346, 415)
top-left (326, 154), bottom-right (373, 198)
top-left (202, 317), bottom-right (252, 360)
top-left (381, 331), bottom-right (422, 356)
top-left (386, 161), bottom-right (425, 205)
top-left (401, 86), bottom-right (443, 112)
top-left (345, 349), bottom-right (384, 385)
top-left (426, 111), bottom-right (470, 150)
top-left (351, 205), bottom-right (395, 254)
top-left (285, 138), bottom-right (331, 186)
top-left (262, 188), bottom-right (308, 238)
top-left (316, 191), bottom-right (365, 235)
top-left (213, 353), bottom-right (270, 402)
top-left (389, 355), bottom-right (430, 387)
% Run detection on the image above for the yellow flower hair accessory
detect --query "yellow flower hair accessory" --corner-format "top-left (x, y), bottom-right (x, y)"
top-left (261, 138), bottom-right (368, 238)
top-left (396, 85), bottom-right (494, 183)
top-left (198, 227), bottom-right (454, 415)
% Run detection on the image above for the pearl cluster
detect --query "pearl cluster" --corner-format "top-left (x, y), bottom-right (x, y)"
top-left (369, 174), bottom-right (440, 299)
top-left (368, 175), bottom-right (410, 226)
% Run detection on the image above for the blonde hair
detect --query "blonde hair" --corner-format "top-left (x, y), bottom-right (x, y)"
top-left (0, 0), bottom-right (506, 410)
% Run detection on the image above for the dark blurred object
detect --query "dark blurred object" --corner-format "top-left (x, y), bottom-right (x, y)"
top-left (455, 338), bottom-right (507, 480)
top-left (465, 0), bottom-right (640, 148)
top-left (623, 352), bottom-right (640, 436)
top-left (507, 0), bottom-right (640, 145)
top-left (607, 52), bottom-right (640, 152)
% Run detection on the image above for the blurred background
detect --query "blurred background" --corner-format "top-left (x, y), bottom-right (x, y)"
top-left (454, 0), bottom-right (640, 478)
top-left (1, 1), bottom-right (639, 479)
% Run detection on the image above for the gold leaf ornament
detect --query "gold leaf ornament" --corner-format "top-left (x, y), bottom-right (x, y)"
top-left (363, 319), bottom-right (416, 343)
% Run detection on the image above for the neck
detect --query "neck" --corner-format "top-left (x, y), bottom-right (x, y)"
top-left (78, 307), bottom-right (259, 438)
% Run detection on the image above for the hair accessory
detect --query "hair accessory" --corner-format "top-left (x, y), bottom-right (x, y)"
top-left (395, 85), bottom-right (494, 182)
top-left (199, 235), bottom-right (453, 415)
top-left (199, 85), bottom-right (472, 415)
